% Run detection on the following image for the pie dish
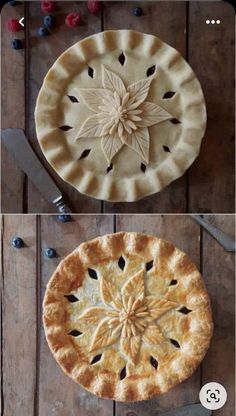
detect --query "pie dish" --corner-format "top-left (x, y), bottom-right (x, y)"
top-left (43, 232), bottom-right (213, 401)
top-left (35, 30), bottom-right (206, 202)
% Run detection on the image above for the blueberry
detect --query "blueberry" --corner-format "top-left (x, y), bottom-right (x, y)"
top-left (43, 15), bottom-right (55, 28)
top-left (38, 27), bottom-right (49, 37)
top-left (11, 39), bottom-right (22, 50)
top-left (12, 237), bottom-right (24, 248)
top-left (44, 248), bottom-right (56, 258)
top-left (58, 214), bottom-right (71, 223)
top-left (133, 7), bottom-right (143, 16)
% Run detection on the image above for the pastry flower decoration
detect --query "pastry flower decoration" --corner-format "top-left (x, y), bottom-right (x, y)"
top-left (76, 66), bottom-right (173, 164)
top-left (78, 269), bottom-right (178, 364)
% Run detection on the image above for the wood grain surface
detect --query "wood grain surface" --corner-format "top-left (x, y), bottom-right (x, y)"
top-left (1, 2), bottom-right (26, 212)
top-left (1, 214), bottom-right (235, 416)
top-left (201, 215), bottom-right (235, 416)
top-left (187, 2), bottom-right (235, 213)
top-left (1, 215), bottom-right (37, 415)
top-left (1, 1), bottom-right (235, 213)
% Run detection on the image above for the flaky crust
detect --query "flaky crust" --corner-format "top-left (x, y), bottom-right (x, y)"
top-left (43, 232), bottom-right (213, 401)
top-left (35, 30), bottom-right (206, 202)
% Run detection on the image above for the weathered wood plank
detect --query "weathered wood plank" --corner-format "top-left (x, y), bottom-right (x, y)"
top-left (0, 215), bottom-right (3, 416)
top-left (201, 215), bottom-right (235, 416)
top-left (115, 214), bottom-right (200, 415)
top-left (1, 3), bottom-right (25, 212)
top-left (38, 214), bottom-right (114, 416)
top-left (27, 1), bottom-right (102, 213)
top-left (188, 2), bottom-right (235, 213)
top-left (103, 1), bottom-right (187, 213)
top-left (2, 215), bottom-right (37, 415)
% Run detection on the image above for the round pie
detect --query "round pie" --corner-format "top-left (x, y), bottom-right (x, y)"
top-left (43, 232), bottom-right (213, 401)
top-left (35, 30), bottom-right (206, 202)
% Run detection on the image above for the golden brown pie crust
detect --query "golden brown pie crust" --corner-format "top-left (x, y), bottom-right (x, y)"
top-left (43, 232), bottom-right (213, 401)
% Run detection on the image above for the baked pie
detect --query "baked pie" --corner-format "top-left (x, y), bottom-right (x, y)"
top-left (35, 30), bottom-right (206, 202)
top-left (43, 232), bottom-right (213, 401)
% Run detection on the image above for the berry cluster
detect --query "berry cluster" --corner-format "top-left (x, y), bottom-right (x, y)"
top-left (65, 1), bottom-right (101, 28)
top-left (6, 1), bottom-right (24, 49)
top-left (38, 1), bottom-right (56, 36)
top-left (5, 2), bottom-right (143, 50)
top-left (5, 1), bottom-right (102, 48)
top-left (39, 1), bottom-right (101, 33)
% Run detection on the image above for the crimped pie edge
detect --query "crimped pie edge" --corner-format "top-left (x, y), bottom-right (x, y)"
top-left (43, 232), bottom-right (213, 401)
top-left (35, 30), bottom-right (207, 202)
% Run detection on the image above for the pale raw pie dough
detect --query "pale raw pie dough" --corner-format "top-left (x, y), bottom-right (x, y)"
top-left (43, 232), bottom-right (213, 401)
top-left (35, 30), bottom-right (206, 202)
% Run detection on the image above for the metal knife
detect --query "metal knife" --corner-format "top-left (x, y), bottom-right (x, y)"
top-left (191, 214), bottom-right (235, 252)
top-left (162, 403), bottom-right (212, 416)
top-left (1, 128), bottom-right (71, 213)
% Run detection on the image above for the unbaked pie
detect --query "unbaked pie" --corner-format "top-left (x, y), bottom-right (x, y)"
top-left (43, 232), bottom-right (213, 401)
top-left (35, 30), bottom-right (206, 202)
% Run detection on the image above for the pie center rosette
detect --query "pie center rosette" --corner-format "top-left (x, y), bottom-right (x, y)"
top-left (81, 269), bottom-right (178, 365)
top-left (99, 91), bottom-right (143, 137)
top-left (76, 65), bottom-right (172, 164)
top-left (43, 232), bottom-right (213, 402)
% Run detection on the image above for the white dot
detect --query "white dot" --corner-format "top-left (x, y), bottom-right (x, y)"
top-left (206, 19), bottom-right (210, 24)
top-left (216, 20), bottom-right (221, 24)
top-left (211, 20), bottom-right (215, 24)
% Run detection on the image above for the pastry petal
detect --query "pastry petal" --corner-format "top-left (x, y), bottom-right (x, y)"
top-left (89, 318), bottom-right (122, 352)
top-left (120, 335), bottom-right (141, 364)
top-left (78, 306), bottom-right (107, 324)
top-left (77, 88), bottom-right (113, 113)
top-left (100, 276), bottom-right (123, 310)
top-left (145, 297), bottom-right (178, 320)
top-left (101, 134), bottom-right (123, 163)
top-left (121, 269), bottom-right (145, 300)
top-left (137, 102), bottom-right (172, 127)
top-left (122, 127), bottom-right (149, 164)
top-left (127, 75), bottom-right (154, 105)
top-left (142, 325), bottom-right (166, 345)
top-left (76, 114), bottom-right (104, 139)
top-left (102, 65), bottom-right (126, 98)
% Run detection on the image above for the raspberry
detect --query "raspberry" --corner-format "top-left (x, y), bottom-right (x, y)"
top-left (65, 12), bottom-right (81, 28)
top-left (87, 1), bottom-right (101, 13)
top-left (6, 18), bottom-right (21, 32)
top-left (41, 1), bottom-right (56, 13)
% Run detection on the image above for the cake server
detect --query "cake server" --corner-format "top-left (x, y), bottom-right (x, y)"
top-left (162, 403), bottom-right (212, 416)
top-left (1, 128), bottom-right (71, 213)
top-left (191, 214), bottom-right (235, 252)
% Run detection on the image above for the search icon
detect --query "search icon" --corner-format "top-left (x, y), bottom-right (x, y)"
top-left (200, 382), bottom-right (227, 410)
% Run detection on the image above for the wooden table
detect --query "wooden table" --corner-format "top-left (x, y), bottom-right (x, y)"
top-left (1, 1), bottom-right (235, 213)
top-left (1, 214), bottom-right (235, 415)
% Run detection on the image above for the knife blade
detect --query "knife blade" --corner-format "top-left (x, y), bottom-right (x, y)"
top-left (191, 214), bottom-right (235, 252)
top-left (162, 403), bottom-right (212, 416)
top-left (1, 128), bottom-right (71, 213)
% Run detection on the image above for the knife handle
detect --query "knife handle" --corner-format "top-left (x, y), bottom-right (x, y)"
top-left (53, 197), bottom-right (71, 213)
